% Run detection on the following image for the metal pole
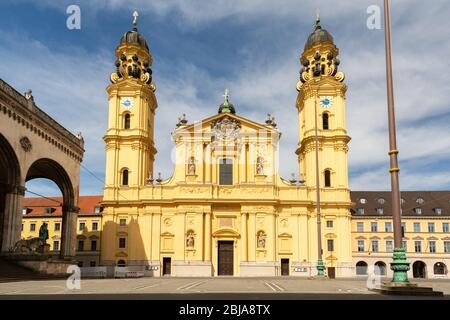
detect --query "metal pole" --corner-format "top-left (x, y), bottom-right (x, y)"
top-left (314, 95), bottom-right (325, 276)
top-left (383, 0), bottom-right (409, 284)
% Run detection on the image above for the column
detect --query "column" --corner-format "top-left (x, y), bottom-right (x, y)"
top-left (60, 206), bottom-right (79, 259)
top-left (1, 185), bottom-right (24, 252)
top-left (241, 212), bottom-right (248, 261)
top-left (204, 211), bottom-right (211, 261)
top-left (248, 212), bottom-right (256, 261)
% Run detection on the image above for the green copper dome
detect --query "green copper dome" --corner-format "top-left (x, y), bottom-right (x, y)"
top-left (218, 89), bottom-right (236, 114)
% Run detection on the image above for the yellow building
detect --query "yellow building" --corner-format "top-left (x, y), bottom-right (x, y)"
top-left (351, 191), bottom-right (450, 279)
top-left (99, 15), bottom-right (353, 277)
top-left (21, 196), bottom-right (103, 267)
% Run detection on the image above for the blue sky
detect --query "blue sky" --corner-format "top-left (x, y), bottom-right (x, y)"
top-left (1, 0), bottom-right (449, 196)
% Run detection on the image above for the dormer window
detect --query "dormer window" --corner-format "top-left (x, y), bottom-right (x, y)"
top-left (45, 207), bottom-right (53, 214)
top-left (416, 197), bottom-right (424, 205)
top-left (94, 207), bottom-right (102, 214)
top-left (359, 198), bottom-right (367, 204)
top-left (415, 208), bottom-right (422, 215)
top-left (22, 208), bottom-right (28, 215)
top-left (357, 208), bottom-right (365, 215)
top-left (376, 208), bottom-right (384, 215)
top-left (434, 208), bottom-right (442, 215)
top-left (377, 198), bottom-right (385, 205)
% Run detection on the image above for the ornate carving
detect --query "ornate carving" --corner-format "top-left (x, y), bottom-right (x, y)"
top-left (19, 136), bottom-right (32, 152)
top-left (187, 156), bottom-right (196, 175)
top-left (186, 231), bottom-right (195, 247)
top-left (211, 116), bottom-right (241, 147)
top-left (257, 231), bottom-right (266, 248)
top-left (164, 218), bottom-right (173, 226)
top-left (256, 156), bottom-right (264, 175)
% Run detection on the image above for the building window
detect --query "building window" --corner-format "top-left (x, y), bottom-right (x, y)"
top-left (414, 241), bottom-right (422, 253)
top-left (119, 238), bottom-right (126, 248)
top-left (92, 222), bottom-right (98, 231)
top-left (377, 198), bottom-right (385, 205)
top-left (376, 208), bottom-right (384, 215)
top-left (416, 197), bottom-right (425, 205)
top-left (444, 241), bottom-right (450, 253)
top-left (429, 241), bottom-right (436, 253)
top-left (79, 222), bottom-right (85, 231)
top-left (324, 170), bottom-right (331, 187)
top-left (94, 207), bottom-right (101, 214)
top-left (443, 223), bottom-right (449, 233)
top-left (428, 222), bottom-right (435, 233)
top-left (53, 240), bottom-right (59, 251)
top-left (401, 222), bottom-right (406, 233)
top-left (357, 240), bottom-right (365, 252)
top-left (91, 239), bottom-right (97, 251)
top-left (371, 240), bottom-right (379, 252)
top-left (356, 222), bottom-right (364, 232)
top-left (78, 261), bottom-right (83, 268)
top-left (30, 223), bottom-right (36, 232)
top-left (54, 222), bottom-right (61, 232)
top-left (413, 222), bottom-right (421, 233)
top-left (119, 218), bottom-right (127, 226)
top-left (45, 207), bottom-right (53, 214)
top-left (90, 261), bottom-right (96, 267)
top-left (219, 158), bottom-right (233, 185)
top-left (385, 222), bottom-right (392, 232)
top-left (371, 222), bottom-right (378, 232)
top-left (402, 240), bottom-right (407, 250)
top-left (326, 220), bottom-right (333, 228)
top-left (124, 113), bottom-right (131, 129)
top-left (359, 198), bottom-right (367, 204)
top-left (77, 240), bottom-right (84, 251)
top-left (21, 224), bottom-right (23, 231)
top-left (414, 208), bottom-right (422, 215)
top-left (322, 113), bottom-right (329, 130)
top-left (357, 208), bottom-right (365, 215)
top-left (327, 239), bottom-right (334, 252)
top-left (122, 169), bottom-right (129, 186)
top-left (434, 262), bottom-right (447, 275)
top-left (386, 240), bottom-right (393, 252)
top-left (356, 261), bottom-right (368, 275)
top-left (435, 208), bottom-right (442, 215)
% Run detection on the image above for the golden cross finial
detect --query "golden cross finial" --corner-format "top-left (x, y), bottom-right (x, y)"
top-left (133, 11), bottom-right (139, 29)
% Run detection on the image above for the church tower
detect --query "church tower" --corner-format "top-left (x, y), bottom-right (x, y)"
top-left (295, 13), bottom-right (353, 276)
top-left (103, 11), bottom-right (157, 199)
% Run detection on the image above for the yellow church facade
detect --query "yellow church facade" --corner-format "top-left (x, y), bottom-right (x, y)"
top-left (99, 15), bottom-right (354, 277)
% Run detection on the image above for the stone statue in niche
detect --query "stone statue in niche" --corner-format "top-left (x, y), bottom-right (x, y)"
top-left (256, 156), bottom-right (264, 175)
top-left (257, 231), bottom-right (266, 248)
top-left (187, 157), bottom-right (196, 175)
top-left (186, 231), bottom-right (195, 247)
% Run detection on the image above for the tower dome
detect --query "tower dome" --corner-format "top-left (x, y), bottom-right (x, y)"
top-left (304, 12), bottom-right (334, 51)
top-left (218, 89), bottom-right (236, 114)
top-left (118, 11), bottom-right (149, 51)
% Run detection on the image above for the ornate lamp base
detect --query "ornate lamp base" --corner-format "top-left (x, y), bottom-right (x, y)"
top-left (316, 258), bottom-right (326, 276)
top-left (390, 247), bottom-right (410, 284)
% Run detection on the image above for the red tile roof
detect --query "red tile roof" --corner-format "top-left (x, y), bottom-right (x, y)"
top-left (23, 195), bottom-right (103, 217)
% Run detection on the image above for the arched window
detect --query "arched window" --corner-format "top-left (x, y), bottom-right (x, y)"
top-left (124, 113), bottom-right (131, 129)
top-left (434, 262), bottom-right (447, 275)
top-left (322, 113), bottom-right (329, 130)
top-left (356, 261), bottom-right (368, 275)
top-left (122, 169), bottom-right (129, 186)
top-left (324, 169), bottom-right (331, 187)
top-left (375, 261), bottom-right (387, 276)
top-left (117, 259), bottom-right (126, 267)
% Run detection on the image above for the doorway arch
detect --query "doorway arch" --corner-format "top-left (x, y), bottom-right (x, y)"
top-left (26, 158), bottom-right (78, 258)
top-left (374, 261), bottom-right (387, 276)
top-left (412, 261), bottom-right (427, 278)
top-left (0, 133), bottom-right (21, 251)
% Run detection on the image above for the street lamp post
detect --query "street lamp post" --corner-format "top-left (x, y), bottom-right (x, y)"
top-left (383, 0), bottom-right (409, 284)
top-left (314, 95), bottom-right (325, 277)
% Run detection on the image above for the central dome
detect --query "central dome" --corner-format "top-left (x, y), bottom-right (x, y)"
top-left (304, 20), bottom-right (334, 51)
top-left (119, 29), bottom-right (149, 51)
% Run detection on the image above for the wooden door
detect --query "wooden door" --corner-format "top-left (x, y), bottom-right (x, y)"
top-left (327, 267), bottom-right (336, 279)
top-left (218, 241), bottom-right (233, 275)
top-left (281, 259), bottom-right (289, 276)
top-left (163, 257), bottom-right (171, 275)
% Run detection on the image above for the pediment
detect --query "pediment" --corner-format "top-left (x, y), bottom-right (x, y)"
top-left (212, 227), bottom-right (240, 237)
top-left (161, 231), bottom-right (174, 237)
top-left (324, 233), bottom-right (337, 239)
top-left (278, 232), bottom-right (292, 238)
top-left (115, 251), bottom-right (128, 257)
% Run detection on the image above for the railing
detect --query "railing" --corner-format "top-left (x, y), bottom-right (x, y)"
top-left (114, 266), bottom-right (145, 278)
top-left (80, 266), bottom-right (107, 278)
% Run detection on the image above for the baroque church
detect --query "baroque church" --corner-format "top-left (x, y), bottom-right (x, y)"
top-left (100, 13), bottom-right (353, 277)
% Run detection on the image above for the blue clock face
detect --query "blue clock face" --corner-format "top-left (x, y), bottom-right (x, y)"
top-left (120, 97), bottom-right (134, 109)
top-left (320, 96), bottom-right (333, 108)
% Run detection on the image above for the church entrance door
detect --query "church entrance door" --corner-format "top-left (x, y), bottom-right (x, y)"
top-left (218, 241), bottom-right (233, 276)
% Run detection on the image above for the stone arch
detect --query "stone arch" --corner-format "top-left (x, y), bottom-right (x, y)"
top-left (374, 261), bottom-right (387, 276)
top-left (434, 262), bottom-right (447, 276)
top-left (412, 260), bottom-right (427, 278)
top-left (356, 261), bottom-right (368, 275)
top-left (25, 158), bottom-right (78, 258)
top-left (0, 132), bottom-right (22, 251)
